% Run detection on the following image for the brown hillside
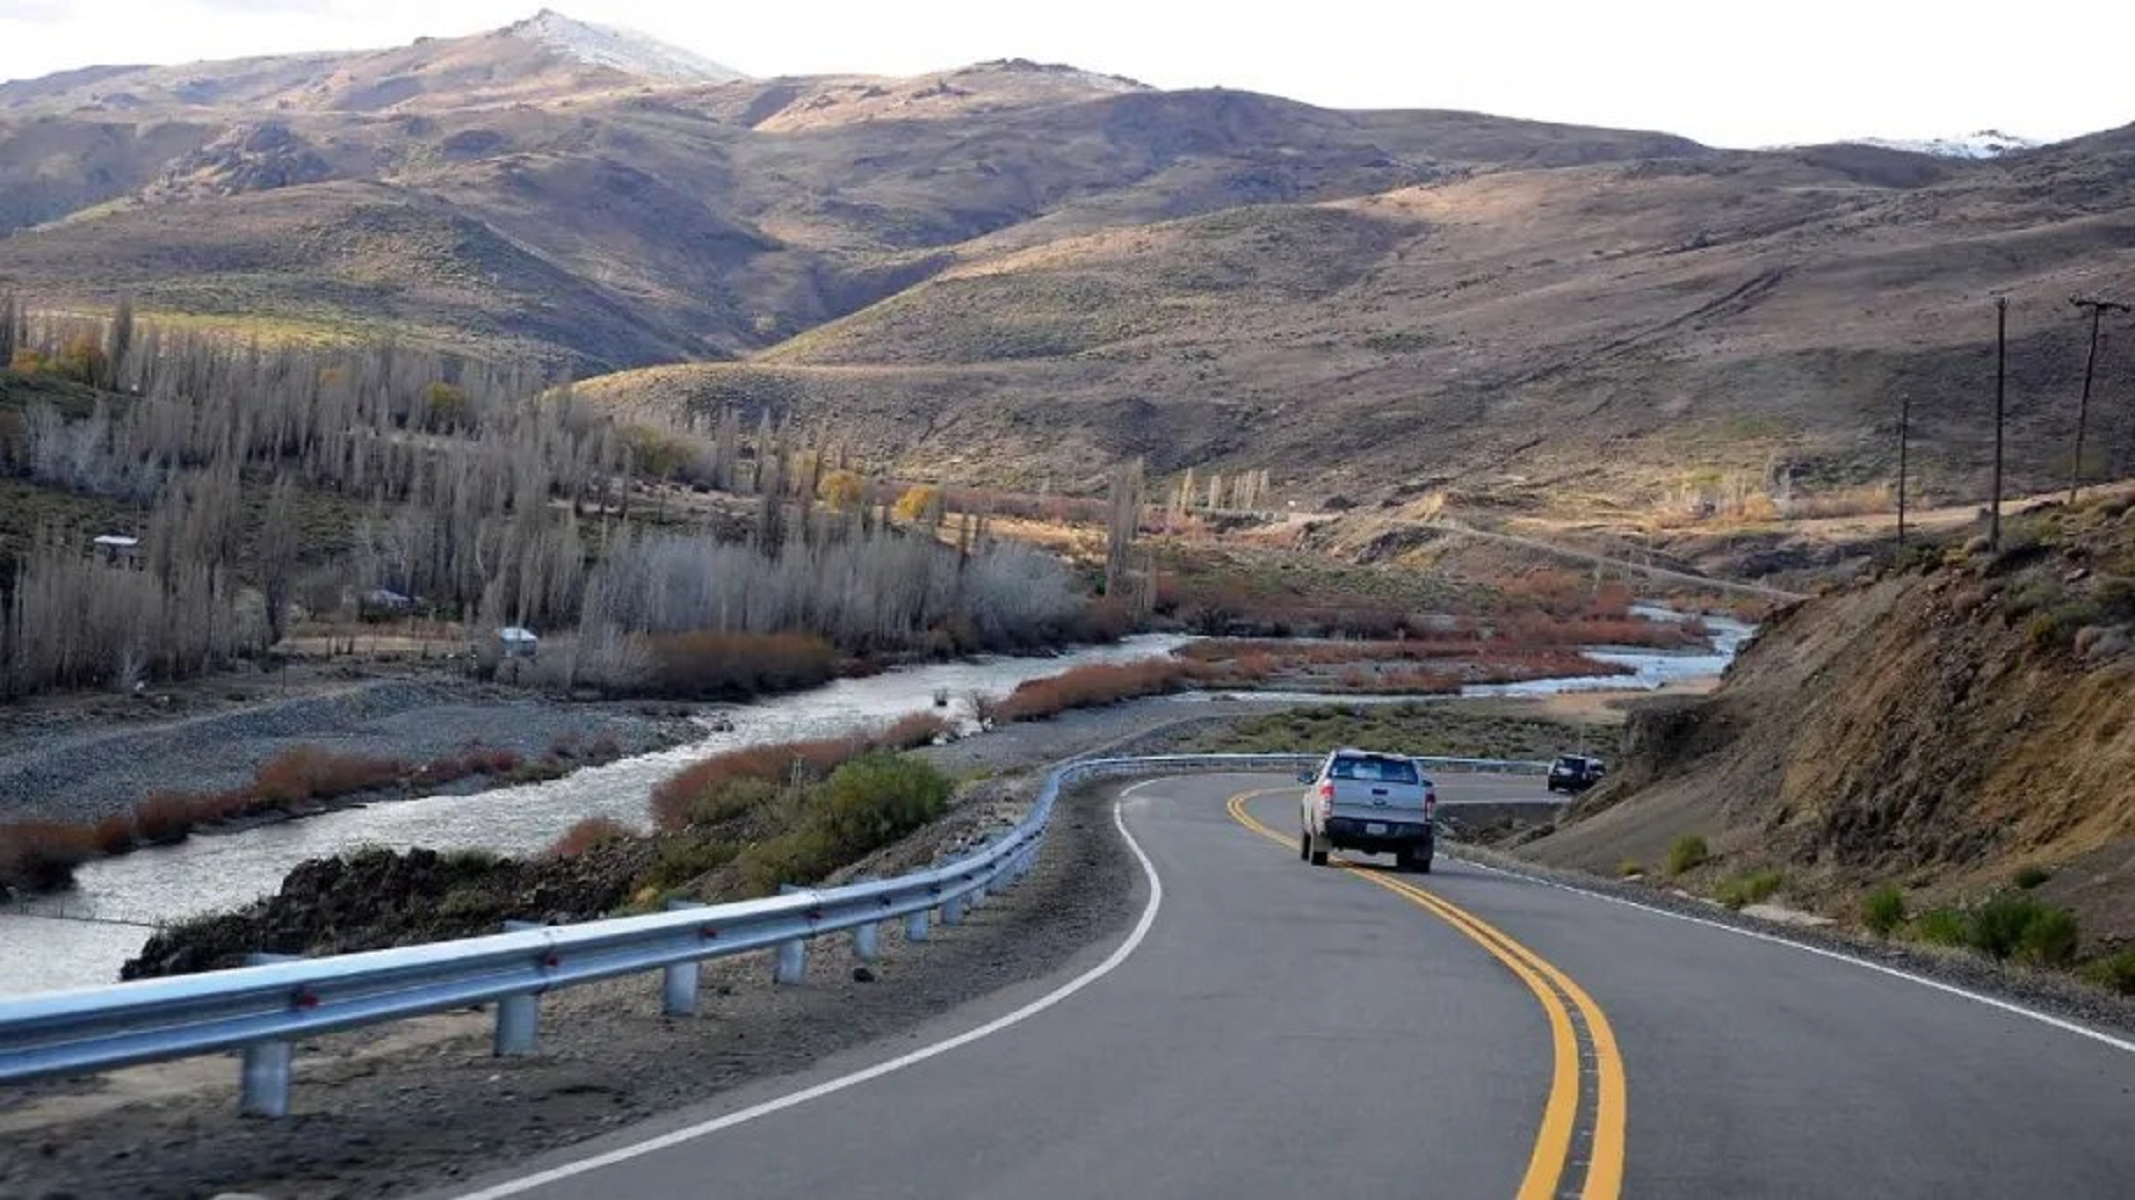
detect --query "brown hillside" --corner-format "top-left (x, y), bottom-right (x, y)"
top-left (1525, 496), bottom-right (2135, 946)
top-left (592, 146), bottom-right (2135, 509)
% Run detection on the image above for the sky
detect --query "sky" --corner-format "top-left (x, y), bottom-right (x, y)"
top-left (1, 0), bottom-right (2130, 148)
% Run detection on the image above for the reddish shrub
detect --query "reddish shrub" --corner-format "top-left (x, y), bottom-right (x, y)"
top-left (651, 737), bottom-right (859, 832)
top-left (587, 734), bottom-right (622, 761)
top-left (549, 816), bottom-right (634, 859)
top-left (647, 632), bottom-right (837, 699)
top-left (0, 820), bottom-right (99, 890)
top-left (92, 812), bottom-right (137, 855)
top-left (252, 746), bottom-right (406, 804)
top-left (877, 712), bottom-right (953, 750)
top-left (993, 660), bottom-right (1203, 724)
top-left (133, 789), bottom-right (253, 843)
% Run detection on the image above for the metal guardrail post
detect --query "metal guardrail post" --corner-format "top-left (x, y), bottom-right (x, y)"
top-left (239, 952), bottom-right (299, 1118)
top-left (850, 879), bottom-right (881, 962)
top-left (775, 938), bottom-right (807, 985)
top-left (663, 900), bottom-right (705, 1017)
top-left (494, 920), bottom-right (544, 1056)
top-left (905, 908), bottom-right (930, 942)
top-left (774, 886), bottom-right (808, 985)
top-left (942, 893), bottom-right (967, 926)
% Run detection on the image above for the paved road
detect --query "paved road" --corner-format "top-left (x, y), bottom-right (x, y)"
top-left (453, 773), bottom-right (2135, 1200)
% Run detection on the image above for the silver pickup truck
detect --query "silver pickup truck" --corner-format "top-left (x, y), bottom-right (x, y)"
top-left (1297, 747), bottom-right (1436, 873)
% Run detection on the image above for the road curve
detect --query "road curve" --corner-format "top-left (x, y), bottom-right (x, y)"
top-left (450, 773), bottom-right (2135, 1200)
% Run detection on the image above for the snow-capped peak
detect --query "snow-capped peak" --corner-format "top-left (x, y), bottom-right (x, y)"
top-left (503, 9), bottom-right (747, 85)
top-left (1848, 129), bottom-right (2041, 160)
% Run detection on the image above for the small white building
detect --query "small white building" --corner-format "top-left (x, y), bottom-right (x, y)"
top-left (498, 626), bottom-right (540, 659)
top-left (92, 534), bottom-right (141, 566)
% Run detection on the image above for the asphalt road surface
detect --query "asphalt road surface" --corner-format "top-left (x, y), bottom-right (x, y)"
top-left (451, 773), bottom-right (2135, 1200)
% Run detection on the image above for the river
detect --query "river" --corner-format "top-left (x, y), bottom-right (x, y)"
top-left (0, 636), bottom-right (1187, 997)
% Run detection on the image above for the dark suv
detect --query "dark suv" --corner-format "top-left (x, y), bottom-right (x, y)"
top-left (1547, 754), bottom-right (1606, 794)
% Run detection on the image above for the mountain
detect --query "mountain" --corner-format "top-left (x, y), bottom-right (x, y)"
top-left (0, 8), bottom-right (737, 114)
top-left (1, 14), bottom-right (2131, 510)
top-left (504, 9), bottom-right (746, 84)
top-left (1849, 130), bottom-right (2041, 159)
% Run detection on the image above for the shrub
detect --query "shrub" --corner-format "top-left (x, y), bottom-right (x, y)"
top-left (2081, 949), bottom-right (2135, 995)
top-left (549, 816), bottom-right (633, 859)
top-left (2016, 907), bottom-right (2080, 967)
top-left (135, 792), bottom-right (205, 844)
top-left (877, 712), bottom-right (952, 750)
top-left (2096, 577), bottom-right (2135, 623)
top-left (1715, 868), bottom-right (1784, 910)
top-left (1666, 835), bottom-right (1710, 877)
top-left (651, 737), bottom-right (856, 832)
top-left (1909, 907), bottom-right (1969, 947)
top-left (0, 820), bottom-right (99, 891)
top-left (1862, 884), bottom-right (1906, 937)
top-left (733, 827), bottom-right (838, 895)
top-left (639, 836), bottom-right (742, 893)
top-left (2012, 864), bottom-right (2052, 890)
top-left (1617, 860), bottom-right (1644, 878)
top-left (1968, 893), bottom-right (2055, 960)
top-left (133, 789), bottom-right (252, 843)
top-left (685, 777), bottom-right (782, 829)
top-left (252, 746), bottom-right (406, 803)
top-left (994, 659), bottom-right (1201, 723)
top-left (92, 812), bottom-right (138, 855)
top-left (647, 631), bottom-right (838, 699)
top-left (816, 753), bottom-right (951, 856)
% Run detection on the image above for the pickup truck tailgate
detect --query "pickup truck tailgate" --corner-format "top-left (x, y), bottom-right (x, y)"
top-left (1326, 754), bottom-right (1428, 822)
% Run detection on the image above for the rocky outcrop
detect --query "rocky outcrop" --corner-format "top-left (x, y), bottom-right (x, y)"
top-left (122, 838), bottom-right (655, 979)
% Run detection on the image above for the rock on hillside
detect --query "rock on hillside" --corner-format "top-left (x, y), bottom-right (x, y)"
top-left (1524, 494), bottom-right (2135, 947)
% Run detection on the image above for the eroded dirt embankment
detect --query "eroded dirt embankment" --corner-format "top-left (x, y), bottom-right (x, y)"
top-left (1526, 497), bottom-right (2135, 947)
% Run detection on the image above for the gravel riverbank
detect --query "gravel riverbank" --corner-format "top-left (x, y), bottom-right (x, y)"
top-left (0, 673), bottom-right (699, 823)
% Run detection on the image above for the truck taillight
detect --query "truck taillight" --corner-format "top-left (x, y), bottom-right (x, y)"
top-left (1425, 788), bottom-right (1438, 819)
top-left (1317, 781), bottom-right (1334, 814)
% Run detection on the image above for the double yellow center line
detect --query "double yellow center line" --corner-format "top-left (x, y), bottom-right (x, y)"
top-left (1225, 790), bottom-right (1626, 1200)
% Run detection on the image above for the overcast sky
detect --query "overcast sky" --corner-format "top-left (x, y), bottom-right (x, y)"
top-left (1, 1), bottom-right (2128, 148)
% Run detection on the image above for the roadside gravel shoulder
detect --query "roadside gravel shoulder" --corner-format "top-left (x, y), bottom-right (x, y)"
top-left (0, 779), bottom-right (1142, 1199)
top-left (1453, 840), bottom-right (2135, 1044)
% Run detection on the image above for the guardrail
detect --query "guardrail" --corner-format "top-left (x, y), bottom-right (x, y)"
top-left (0, 752), bottom-right (1545, 1116)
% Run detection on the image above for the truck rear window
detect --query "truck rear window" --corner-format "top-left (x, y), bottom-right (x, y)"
top-left (1331, 755), bottom-right (1419, 785)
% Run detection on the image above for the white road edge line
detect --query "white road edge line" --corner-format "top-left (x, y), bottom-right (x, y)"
top-left (455, 780), bottom-right (1171, 1199)
top-left (1454, 854), bottom-right (2135, 1056)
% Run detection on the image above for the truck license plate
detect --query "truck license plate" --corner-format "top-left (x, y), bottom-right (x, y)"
top-left (1366, 822), bottom-right (1388, 835)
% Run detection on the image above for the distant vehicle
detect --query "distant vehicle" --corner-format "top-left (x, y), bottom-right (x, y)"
top-left (1298, 748), bottom-right (1435, 873)
top-left (1547, 754), bottom-right (1607, 794)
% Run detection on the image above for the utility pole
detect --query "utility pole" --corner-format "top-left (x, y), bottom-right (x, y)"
top-left (1991, 297), bottom-right (2007, 552)
top-left (1896, 390), bottom-right (1911, 550)
top-left (2068, 295), bottom-right (2130, 505)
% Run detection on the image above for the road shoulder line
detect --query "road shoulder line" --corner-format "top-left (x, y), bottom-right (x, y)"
top-left (1456, 855), bottom-right (2135, 1057)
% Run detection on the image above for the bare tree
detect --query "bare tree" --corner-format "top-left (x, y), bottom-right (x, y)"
top-left (259, 473), bottom-right (300, 645)
top-left (103, 294), bottom-right (135, 391)
top-left (1104, 458), bottom-right (1146, 612)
